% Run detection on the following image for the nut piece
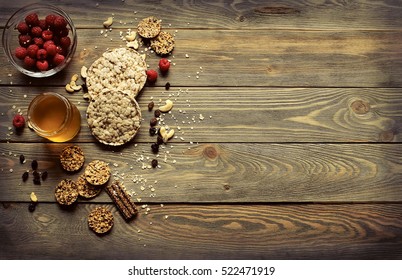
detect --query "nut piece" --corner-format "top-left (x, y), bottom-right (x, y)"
top-left (158, 99), bottom-right (173, 113)
top-left (126, 40), bottom-right (139, 50)
top-left (65, 83), bottom-right (75, 93)
top-left (125, 31), bottom-right (137, 42)
top-left (81, 66), bottom-right (88, 79)
top-left (163, 129), bottom-right (175, 143)
top-left (103, 17), bottom-right (113, 28)
top-left (71, 74), bottom-right (79, 82)
top-left (30, 192), bottom-right (38, 203)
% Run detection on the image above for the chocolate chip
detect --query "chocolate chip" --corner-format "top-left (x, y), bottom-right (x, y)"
top-left (22, 171), bottom-right (29, 182)
top-left (31, 160), bottom-right (38, 170)
top-left (19, 154), bottom-right (25, 164)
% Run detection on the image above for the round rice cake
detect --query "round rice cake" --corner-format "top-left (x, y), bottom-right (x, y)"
top-left (60, 145), bottom-right (85, 172)
top-left (84, 160), bottom-right (111, 186)
top-left (137, 16), bottom-right (161, 38)
top-left (86, 48), bottom-right (147, 99)
top-left (150, 31), bottom-right (175, 55)
top-left (76, 174), bottom-right (102, 199)
top-left (55, 179), bottom-right (78, 206)
top-left (86, 89), bottom-right (142, 146)
top-left (88, 206), bottom-right (114, 234)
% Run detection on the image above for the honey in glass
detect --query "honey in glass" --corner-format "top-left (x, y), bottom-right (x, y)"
top-left (27, 92), bottom-right (81, 142)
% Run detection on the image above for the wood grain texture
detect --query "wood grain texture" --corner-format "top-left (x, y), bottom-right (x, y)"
top-left (1, 0), bottom-right (402, 31)
top-left (1, 143), bottom-right (402, 203)
top-left (1, 203), bottom-right (401, 259)
top-left (1, 29), bottom-right (402, 87)
top-left (1, 87), bottom-right (402, 143)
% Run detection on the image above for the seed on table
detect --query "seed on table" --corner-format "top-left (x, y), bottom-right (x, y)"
top-left (31, 160), bottom-right (38, 170)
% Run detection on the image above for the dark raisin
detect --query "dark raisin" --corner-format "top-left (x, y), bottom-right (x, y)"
top-left (33, 170), bottom-right (41, 185)
top-left (31, 160), bottom-right (38, 170)
top-left (22, 171), bottom-right (29, 182)
top-left (19, 154), bottom-right (25, 164)
top-left (150, 117), bottom-right (158, 127)
top-left (165, 82), bottom-right (171, 90)
top-left (151, 159), bottom-right (158, 168)
top-left (28, 202), bottom-right (36, 212)
top-left (149, 127), bottom-right (157, 136)
top-left (148, 101), bottom-right (154, 111)
top-left (154, 109), bottom-right (161, 118)
top-left (151, 143), bottom-right (159, 154)
top-left (156, 135), bottom-right (164, 145)
top-left (41, 170), bottom-right (48, 181)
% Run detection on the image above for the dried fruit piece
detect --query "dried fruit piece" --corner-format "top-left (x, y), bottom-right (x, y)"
top-left (19, 154), bottom-right (25, 164)
top-left (31, 160), bottom-right (38, 170)
top-left (22, 171), bottom-right (29, 182)
top-left (151, 159), bottom-right (158, 168)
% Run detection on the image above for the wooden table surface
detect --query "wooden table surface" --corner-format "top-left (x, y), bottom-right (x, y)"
top-left (1, 0), bottom-right (402, 260)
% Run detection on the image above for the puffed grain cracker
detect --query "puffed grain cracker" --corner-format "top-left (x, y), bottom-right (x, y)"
top-left (84, 160), bottom-right (111, 186)
top-left (86, 48), bottom-right (147, 99)
top-left (88, 206), bottom-right (114, 234)
top-left (137, 16), bottom-right (161, 38)
top-left (150, 31), bottom-right (175, 55)
top-left (60, 145), bottom-right (85, 172)
top-left (54, 179), bottom-right (78, 206)
top-left (76, 174), bottom-right (102, 199)
top-left (86, 89), bottom-right (142, 146)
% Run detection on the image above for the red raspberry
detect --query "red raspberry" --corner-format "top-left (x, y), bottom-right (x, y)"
top-left (17, 21), bottom-right (29, 34)
top-left (19, 34), bottom-right (31, 47)
top-left (158, 58), bottom-right (170, 72)
top-left (36, 60), bottom-right (49, 71)
top-left (36, 49), bottom-right (47, 60)
top-left (25, 13), bottom-right (39, 27)
top-left (38, 19), bottom-right (48, 30)
top-left (24, 56), bottom-right (36, 68)
top-left (56, 45), bottom-right (65, 55)
top-left (53, 53), bottom-right (65, 66)
top-left (43, 40), bottom-right (54, 49)
top-left (45, 43), bottom-right (57, 56)
top-left (15, 47), bottom-right (27, 60)
top-left (58, 28), bottom-right (69, 37)
top-left (53, 16), bottom-right (67, 30)
top-left (42, 30), bottom-right (53, 41)
top-left (27, 44), bottom-right (39, 58)
top-left (45, 14), bottom-right (57, 28)
top-left (30, 26), bottom-right (42, 37)
top-left (59, 36), bottom-right (71, 49)
top-left (146, 69), bottom-right (158, 83)
top-left (13, 115), bottom-right (25, 129)
top-left (33, 37), bottom-right (44, 47)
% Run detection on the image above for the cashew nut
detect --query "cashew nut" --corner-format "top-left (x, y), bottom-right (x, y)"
top-left (126, 40), bottom-right (139, 50)
top-left (70, 82), bottom-right (82, 91)
top-left (125, 31), bottom-right (137, 41)
top-left (103, 17), bottom-right (113, 28)
top-left (65, 83), bottom-right (75, 93)
top-left (71, 73), bottom-right (79, 82)
top-left (30, 192), bottom-right (38, 203)
top-left (80, 66), bottom-right (88, 79)
top-left (158, 99), bottom-right (173, 113)
top-left (163, 129), bottom-right (175, 143)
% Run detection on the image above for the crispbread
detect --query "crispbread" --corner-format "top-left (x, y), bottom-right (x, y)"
top-left (60, 145), bottom-right (85, 172)
top-left (76, 174), bottom-right (102, 199)
top-left (150, 31), bottom-right (175, 55)
top-left (88, 206), bottom-right (114, 234)
top-left (84, 160), bottom-right (111, 186)
top-left (137, 16), bottom-right (161, 38)
top-left (86, 48), bottom-right (147, 99)
top-left (86, 89), bottom-right (142, 146)
top-left (54, 179), bottom-right (78, 206)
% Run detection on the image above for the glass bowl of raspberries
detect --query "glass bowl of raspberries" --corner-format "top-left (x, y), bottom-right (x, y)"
top-left (2, 3), bottom-right (77, 78)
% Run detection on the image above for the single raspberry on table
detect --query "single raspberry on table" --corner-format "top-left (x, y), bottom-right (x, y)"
top-left (17, 21), bottom-right (29, 34)
top-left (13, 115), bottom-right (25, 129)
top-left (36, 60), bottom-right (49, 71)
top-left (146, 69), bottom-right (158, 83)
top-left (15, 47), bottom-right (27, 60)
top-left (25, 13), bottom-right (39, 26)
top-left (27, 44), bottom-right (39, 58)
top-left (53, 53), bottom-right (65, 66)
top-left (158, 58), bottom-right (170, 72)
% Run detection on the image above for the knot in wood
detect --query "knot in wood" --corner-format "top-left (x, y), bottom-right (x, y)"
top-left (378, 130), bottom-right (395, 142)
top-left (351, 100), bottom-right (370, 115)
top-left (203, 145), bottom-right (218, 159)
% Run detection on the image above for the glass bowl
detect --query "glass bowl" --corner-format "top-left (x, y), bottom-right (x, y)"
top-left (2, 3), bottom-right (77, 78)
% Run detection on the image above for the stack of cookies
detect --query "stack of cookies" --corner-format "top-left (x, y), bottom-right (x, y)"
top-left (137, 16), bottom-right (175, 55)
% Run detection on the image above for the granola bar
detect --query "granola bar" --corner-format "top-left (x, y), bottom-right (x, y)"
top-left (105, 180), bottom-right (138, 221)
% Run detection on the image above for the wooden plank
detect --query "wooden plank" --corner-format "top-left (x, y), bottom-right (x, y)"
top-left (1, 143), bottom-right (402, 202)
top-left (1, 87), bottom-right (401, 143)
top-left (1, 29), bottom-right (402, 87)
top-left (1, 203), bottom-right (401, 259)
top-left (1, 0), bottom-right (402, 31)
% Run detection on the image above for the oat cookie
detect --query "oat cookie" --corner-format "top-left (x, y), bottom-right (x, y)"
top-left (60, 145), bottom-right (85, 172)
top-left (55, 179), bottom-right (78, 206)
top-left (76, 174), bottom-right (102, 199)
top-left (88, 206), bottom-right (114, 234)
top-left (137, 16), bottom-right (161, 38)
top-left (86, 48), bottom-right (147, 99)
top-left (84, 160), bottom-right (111, 186)
top-left (150, 31), bottom-right (175, 55)
top-left (86, 89), bottom-right (142, 146)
